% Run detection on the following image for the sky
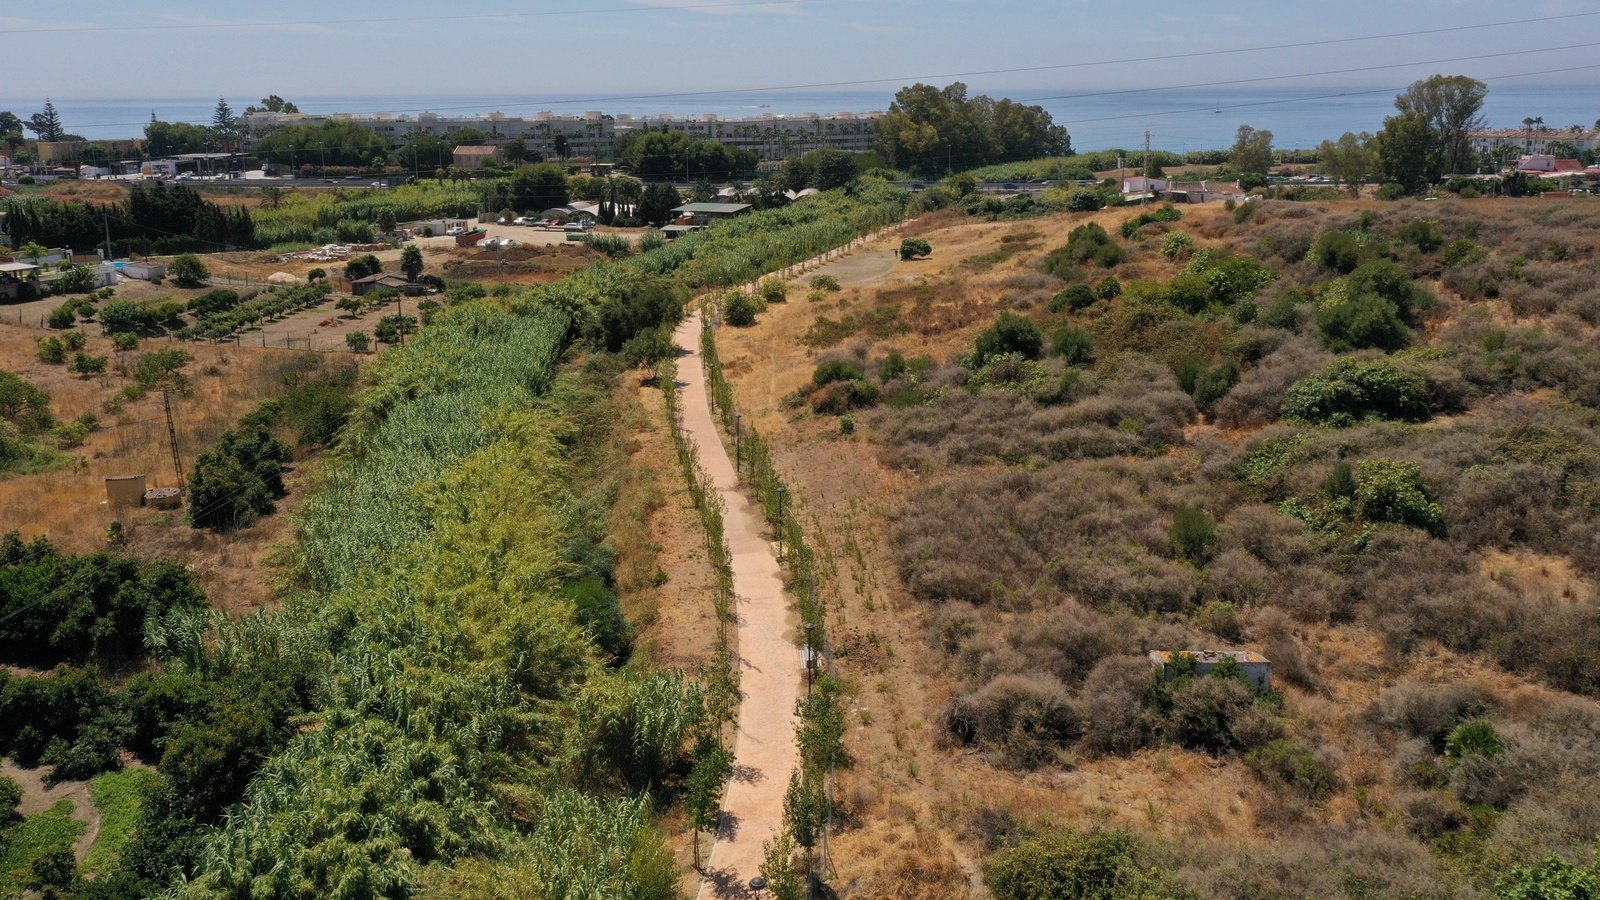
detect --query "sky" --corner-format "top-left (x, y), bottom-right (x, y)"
top-left (3, 0), bottom-right (1598, 113)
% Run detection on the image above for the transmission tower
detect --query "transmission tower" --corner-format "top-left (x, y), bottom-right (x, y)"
top-left (162, 387), bottom-right (185, 486)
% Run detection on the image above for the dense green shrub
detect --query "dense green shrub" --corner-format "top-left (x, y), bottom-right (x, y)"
top-left (1281, 358), bottom-right (1437, 426)
top-left (900, 237), bottom-right (932, 260)
top-left (1161, 232), bottom-right (1194, 259)
top-left (1049, 284), bottom-right (1097, 312)
top-left (1065, 189), bottom-right (1105, 212)
top-left (168, 254), bottom-right (209, 287)
top-left (1354, 458), bottom-right (1444, 534)
top-left (973, 313), bottom-right (1044, 366)
top-left (1049, 326), bottom-right (1095, 365)
top-left (343, 254), bottom-right (382, 280)
top-left (0, 533), bottom-right (205, 666)
top-left (984, 826), bottom-right (1181, 900)
top-left (68, 353), bottom-right (107, 376)
top-left (723, 290), bottom-right (759, 326)
top-left (0, 667), bottom-right (125, 778)
top-left (1444, 720), bottom-right (1503, 760)
top-left (374, 312), bottom-right (418, 344)
top-left (46, 304), bottom-right (78, 329)
top-left (186, 405), bottom-right (290, 530)
top-left (1310, 230), bottom-right (1368, 273)
top-left (278, 365), bottom-right (357, 447)
top-left (1119, 204), bottom-right (1182, 238)
top-left (1440, 238), bottom-right (1486, 268)
top-left (0, 371), bottom-right (52, 432)
top-left (813, 359), bottom-right (867, 387)
top-left (1398, 218), bottom-right (1443, 253)
top-left (1317, 284), bottom-right (1411, 352)
top-left (1169, 505), bottom-right (1215, 562)
top-left (185, 289), bottom-right (241, 317)
top-left (1247, 738), bottom-right (1337, 801)
top-left (1042, 223), bottom-right (1120, 277)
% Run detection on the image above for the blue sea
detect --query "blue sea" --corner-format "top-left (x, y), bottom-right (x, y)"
top-left (4, 84), bottom-right (1595, 153)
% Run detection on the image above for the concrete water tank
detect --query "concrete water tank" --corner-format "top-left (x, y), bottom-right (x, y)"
top-left (105, 474), bottom-right (147, 507)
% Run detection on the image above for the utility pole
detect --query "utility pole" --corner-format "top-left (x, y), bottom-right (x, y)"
top-left (1143, 131), bottom-right (1152, 206)
top-left (162, 387), bottom-right (185, 487)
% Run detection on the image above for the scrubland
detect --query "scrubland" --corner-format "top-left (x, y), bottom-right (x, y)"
top-left (711, 196), bottom-right (1600, 897)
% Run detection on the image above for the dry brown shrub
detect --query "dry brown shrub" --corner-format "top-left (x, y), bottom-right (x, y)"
top-left (943, 672), bottom-right (1080, 768)
top-left (1366, 680), bottom-right (1493, 746)
top-left (1212, 337), bottom-right (1331, 428)
top-left (1167, 828), bottom-right (1459, 900)
top-left (1077, 654), bottom-right (1159, 755)
top-left (875, 356), bottom-right (1193, 470)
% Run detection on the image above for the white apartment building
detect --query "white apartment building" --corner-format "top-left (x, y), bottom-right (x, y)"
top-left (1469, 128), bottom-right (1600, 156)
top-left (242, 108), bottom-right (883, 162)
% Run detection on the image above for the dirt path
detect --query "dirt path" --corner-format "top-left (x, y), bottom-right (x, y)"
top-left (676, 312), bottom-right (802, 899)
top-left (677, 222), bottom-right (908, 899)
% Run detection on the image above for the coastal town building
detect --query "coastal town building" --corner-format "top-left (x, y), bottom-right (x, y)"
top-left (1469, 127), bottom-right (1600, 156)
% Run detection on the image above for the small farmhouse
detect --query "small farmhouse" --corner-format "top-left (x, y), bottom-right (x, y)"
top-left (1149, 649), bottom-right (1272, 693)
top-left (670, 202), bottom-right (753, 227)
top-left (350, 273), bottom-right (423, 297)
top-left (451, 145), bottom-right (500, 171)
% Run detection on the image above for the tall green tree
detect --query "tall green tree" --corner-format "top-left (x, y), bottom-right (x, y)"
top-left (1393, 74), bottom-right (1487, 179)
top-left (211, 98), bottom-right (241, 150)
top-left (1374, 112), bottom-right (1435, 194)
top-left (244, 95), bottom-right (299, 114)
top-left (1318, 132), bottom-right (1376, 195)
top-left (508, 163), bottom-right (570, 212)
top-left (26, 99), bottom-right (64, 141)
top-left (0, 111), bottom-right (21, 136)
top-left (874, 81), bottom-right (1067, 175)
top-left (638, 182), bottom-right (681, 226)
top-left (1230, 124), bottom-right (1275, 175)
top-left (145, 115), bottom-right (215, 155)
top-left (502, 137), bottom-right (529, 165)
top-left (400, 245), bottom-right (424, 282)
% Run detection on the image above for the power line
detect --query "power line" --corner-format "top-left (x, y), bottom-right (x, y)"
top-left (1054, 61), bottom-right (1600, 126)
top-left (39, 8), bottom-right (1600, 131)
top-left (1021, 40), bottom-right (1600, 105)
top-left (4, 0), bottom-right (819, 34)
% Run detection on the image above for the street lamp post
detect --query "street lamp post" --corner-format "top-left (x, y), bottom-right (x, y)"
top-left (803, 622), bottom-right (816, 691)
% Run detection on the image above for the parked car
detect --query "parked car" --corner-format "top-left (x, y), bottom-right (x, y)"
top-left (513, 216), bottom-right (537, 226)
top-left (446, 226), bottom-right (467, 236)
top-left (563, 221), bottom-right (593, 232)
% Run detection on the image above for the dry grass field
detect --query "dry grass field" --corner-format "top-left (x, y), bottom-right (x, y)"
top-left (0, 324), bottom-right (360, 613)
